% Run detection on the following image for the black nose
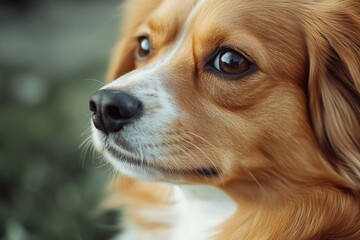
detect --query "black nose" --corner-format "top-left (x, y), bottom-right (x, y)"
top-left (89, 90), bottom-right (142, 133)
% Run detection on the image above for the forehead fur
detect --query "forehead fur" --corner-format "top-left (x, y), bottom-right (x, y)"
top-left (135, 0), bottom-right (310, 81)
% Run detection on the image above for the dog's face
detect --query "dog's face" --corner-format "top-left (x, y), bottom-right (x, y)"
top-left (91, 0), bottom-right (360, 188)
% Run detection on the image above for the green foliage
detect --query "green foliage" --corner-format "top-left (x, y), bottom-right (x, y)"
top-left (0, 69), bottom-right (121, 240)
top-left (0, 1), bottom-right (123, 239)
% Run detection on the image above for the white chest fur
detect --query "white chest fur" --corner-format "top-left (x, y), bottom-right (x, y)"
top-left (114, 185), bottom-right (237, 240)
top-left (170, 185), bottom-right (237, 240)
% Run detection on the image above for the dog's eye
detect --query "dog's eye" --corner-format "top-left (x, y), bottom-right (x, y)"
top-left (136, 36), bottom-right (152, 61)
top-left (210, 49), bottom-right (253, 78)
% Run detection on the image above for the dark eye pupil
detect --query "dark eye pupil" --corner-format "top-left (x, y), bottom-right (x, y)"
top-left (138, 37), bottom-right (151, 59)
top-left (219, 51), bottom-right (248, 74)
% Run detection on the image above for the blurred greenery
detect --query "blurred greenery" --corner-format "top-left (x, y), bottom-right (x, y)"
top-left (0, 0), bottom-right (123, 239)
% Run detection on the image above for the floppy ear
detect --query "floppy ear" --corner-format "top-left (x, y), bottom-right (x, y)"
top-left (305, 1), bottom-right (360, 187)
top-left (106, 0), bottom-right (162, 81)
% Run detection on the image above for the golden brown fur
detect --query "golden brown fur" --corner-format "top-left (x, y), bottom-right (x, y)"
top-left (102, 0), bottom-right (360, 239)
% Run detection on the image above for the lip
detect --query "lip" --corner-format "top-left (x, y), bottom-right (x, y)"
top-left (105, 144), bottom-right (219, 178)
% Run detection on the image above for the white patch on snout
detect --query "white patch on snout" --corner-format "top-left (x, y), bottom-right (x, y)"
top-left (104, 74), bottom-right (177, 148)
top-left (104, 73), bottom-right (178, 164)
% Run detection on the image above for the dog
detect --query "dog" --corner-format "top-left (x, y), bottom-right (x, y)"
top-left (89, 0), bottom-right (360, 239)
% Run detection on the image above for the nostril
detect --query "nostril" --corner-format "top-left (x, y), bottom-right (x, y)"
top-left (106, 105), bottom-right (122, 120)
top-left (89, 100), bottom-right (97, 113)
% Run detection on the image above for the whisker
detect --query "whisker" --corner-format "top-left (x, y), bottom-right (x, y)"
top-left (140, 141), bottom-right (192, 179)
top-left (138, 146), bottom-right (145, 168)
top-left (94, 161), bottom-right (110, 169)
top-left (83, 78), bottom-right (106, 86)
top-left (172, 137), bottom-right (212, 180)
top-left (185, 131), bottom-right (217, 148)
top-left (177, 135), bottom-right (224, 183)
top-left (90, 143), bottom-right (99, 164)
top-left (172, 144), bottom-right (198, 170)
top-left (79, 136), bottom-right (94, 167)
top-left (109, 166), bottom-right (119, 186)
top-left (80, 126), bottom-right (92, 137)
top-left (105, 163), bottom-right (116, 176)
top-left (79, 135), bottom-right (92, 149)
top-left (246, 169), bottom-right (267, 196)
top-left (181, 138), bottom-right (220, 173)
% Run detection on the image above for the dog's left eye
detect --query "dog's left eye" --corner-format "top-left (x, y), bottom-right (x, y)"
top-left (136, 36), bottom-right (152, 61)
top-left (209, 49), bottom-right (254, 77)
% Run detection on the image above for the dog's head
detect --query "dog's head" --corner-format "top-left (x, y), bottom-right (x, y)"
top-left (90, 0), bottom-right (360, 190)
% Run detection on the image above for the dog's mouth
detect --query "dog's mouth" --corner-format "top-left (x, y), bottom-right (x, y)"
top-left (105, 144), bottom-right (220, 178)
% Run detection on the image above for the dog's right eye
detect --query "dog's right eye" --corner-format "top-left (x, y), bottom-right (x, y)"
top-left (136, 36), bottom-right (152, 61)
top-left (205, 47), bottom-right (257, 79)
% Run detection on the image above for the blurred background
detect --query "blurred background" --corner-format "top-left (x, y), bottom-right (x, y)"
top-left (0, 0), bottom-right (123, 239)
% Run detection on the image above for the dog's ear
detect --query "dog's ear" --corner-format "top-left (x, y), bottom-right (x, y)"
top-left (106, 0), bottom-right (162, 81)
top-left (305, 1), bottom-right (360, 187)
